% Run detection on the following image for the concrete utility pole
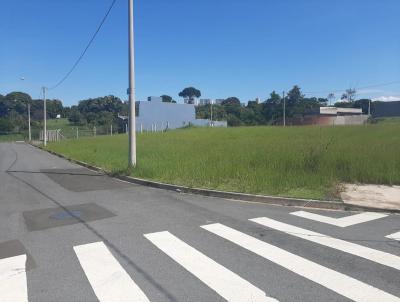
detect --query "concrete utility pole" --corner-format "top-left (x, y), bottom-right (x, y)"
top-left (20, 77), bottom-right (31, 141)
top-left (210, 100), bottom-right (213, 127)
top-left (368, 99), bottom-right (371, 116)
top-left (282, 91), bottom-right (286, 127)
top-left (43, 87), bottom-right (47, 146)
top-left (128, 0), bottom-right (137, 167)
top-left (28, 103), bottom-right (31, 141)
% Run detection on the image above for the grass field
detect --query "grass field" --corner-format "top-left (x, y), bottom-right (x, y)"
top-left (0, 133), bottom-right (25, 142)
top-left (46, 120), bottom-right (400, 200)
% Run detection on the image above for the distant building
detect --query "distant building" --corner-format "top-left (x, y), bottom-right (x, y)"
top-left (290, 107), bottom-right (367, 126)
top-left (147, 96), bottom-right (162, 103)
top-left (134, 97), bottom-right (227, 131)
top-left (215, 99), bottom-right (225, 105)
top-left (319, 107), bottom-right (363, 116)
top-left (373, 101), bottom-right (400, 118)
top-left (198, 99), bottom-right (213, 106)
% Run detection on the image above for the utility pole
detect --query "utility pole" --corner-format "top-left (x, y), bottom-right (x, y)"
top-left (368, 99), bottom-right (371, 116)
top-left (210, 100), bottom-right (213, 127)
top-left (282, 91), bottom-right (286, 127)
top-left (43, 87), bottom-right (47, 146)
top-left (128, 0), bottom-right (137, 167)
top-left (28, 103), bottom-right (31, 141)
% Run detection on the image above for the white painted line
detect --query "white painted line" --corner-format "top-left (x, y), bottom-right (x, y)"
top-left (386, 231), bottom-right (400, 241)
top-left (202, 223), bottom-right (400, 302)
top-left (74, 242), bottom-right (150, 302)
top-left (145, 231), bottom-right (277, 302)
top-left (0, 254), bottom-right (28, 302)
top-left (251, 217), bottom-right (400, 271)
top-left (291, 211), bottom-right (387, 227)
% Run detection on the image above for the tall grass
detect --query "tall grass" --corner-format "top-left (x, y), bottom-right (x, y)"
top-left (0, 133), bottom-right (25, 142)
top-left (47, 121), bottom-right (400, 200)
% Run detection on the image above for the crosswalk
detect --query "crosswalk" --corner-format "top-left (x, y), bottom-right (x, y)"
top-left (290, 211), bottom-right (388, 227)
top-left (250, 217), bottom-right (400, 271)
top-left (145, 231), bottom-right (277, 302)
top-left (74, 242), bottom-right (151, 302)
top-left (1, 211), bottom-right (399, 301)
top-left (0, 254), bottom-right (28, 302)
top-left (386, 231), bottom-right (400, 241)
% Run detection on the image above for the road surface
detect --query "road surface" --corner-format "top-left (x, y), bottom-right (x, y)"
top-left (0, 142), bottom-right (399, 302)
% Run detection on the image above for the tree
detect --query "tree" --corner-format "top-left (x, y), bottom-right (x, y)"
top-left (341, 88), bottom-right (357, 102)
top-left (221, 97), bottom-right (241, 107)
top-left (179, 87), bottom-right (201, 104)
top-left (327, 93), bottom-right (335, 106)
top-left (266, 91), bottom-right (281, 105)
top-left (68, 107), bottom-right (84, 125)
top-left (161, 95), bottom-right (173, 103)
top-left (286, 85), bottom-right (304, 105)
top-left (0, 118), bottom-right (14, 132)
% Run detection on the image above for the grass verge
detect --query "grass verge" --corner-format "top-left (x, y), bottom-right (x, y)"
top-left (46, 121), bottom-right (400, 200)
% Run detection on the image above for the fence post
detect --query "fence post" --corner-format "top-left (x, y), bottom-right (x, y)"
top-left (76, 127), bottom-right (79, 139)
top-left (111, 124), bottom-right (113, 136)
top-left (93, 126), bottom-right (97, 137)
top-left (140, 123), bottom-right (143, 133)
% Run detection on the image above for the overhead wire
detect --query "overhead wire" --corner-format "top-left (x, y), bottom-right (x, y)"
top-left (47, 0), bottom-right (117, 91)
top-left (303, 80), bottom-right (400, 96)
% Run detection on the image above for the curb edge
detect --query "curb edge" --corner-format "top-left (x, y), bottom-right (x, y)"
top-left (32, 144), bottom-right (400, 214)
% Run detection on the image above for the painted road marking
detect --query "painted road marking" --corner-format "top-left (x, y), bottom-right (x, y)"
top-left (0, 254), bottom-right (28, 302)
top-left (74, 242), bottom-right (150, 302)
top-left (202, 223), bottom-right (400, 302)
top-left (250, 217), bottom-right (400, 271)
top-left (145, 231), bottom-right (277, 302)
top-left (290, 211), bottom-right (387, 227)
top-left (386, 231), bottom-right (400, 241)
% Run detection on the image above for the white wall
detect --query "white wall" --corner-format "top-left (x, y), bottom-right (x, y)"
top-left (136, 101), bottom-right (196, 131)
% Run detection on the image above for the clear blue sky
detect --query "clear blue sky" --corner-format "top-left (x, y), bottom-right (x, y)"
top-left (1, 0), bottom-right (399, 105)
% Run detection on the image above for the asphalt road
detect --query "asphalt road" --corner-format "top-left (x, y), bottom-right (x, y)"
top-left (0, 142), bottom-right (399, 302)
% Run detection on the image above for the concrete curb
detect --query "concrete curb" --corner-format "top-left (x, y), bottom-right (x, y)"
top-left (34, 144), bottom-right (400, 214)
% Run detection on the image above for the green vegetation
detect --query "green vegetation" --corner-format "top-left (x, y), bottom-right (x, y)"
top-left (2, 86), bottom-right (380, 135)
top-left (0, 133), bottom-right (24, 142)
top-left (46, 121), bottom-right (400, 200)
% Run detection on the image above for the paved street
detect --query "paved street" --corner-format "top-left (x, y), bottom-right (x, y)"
top-left (0, 142), bottom-right (399, 302)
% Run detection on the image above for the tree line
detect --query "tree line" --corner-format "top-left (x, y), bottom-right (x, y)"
top-left (196, 86), bottom-right (375, 126)
top-left (1, 85), bottom-right (376, 133)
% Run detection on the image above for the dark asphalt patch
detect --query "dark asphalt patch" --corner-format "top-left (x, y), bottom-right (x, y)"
top-left (23, 203), bottom-right (116, 231)
top-left (41, 168), bottom-right (132, 192)
top-left (0, 240), bottom-right (36, 270)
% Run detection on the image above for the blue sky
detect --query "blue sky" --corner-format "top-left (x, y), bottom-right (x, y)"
top-left (1, 0), bottom-right (399, 105)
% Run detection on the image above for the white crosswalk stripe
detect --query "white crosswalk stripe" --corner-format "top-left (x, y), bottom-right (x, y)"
top-left (250, 217), bottom-right (400, 271)
top-left (145, 231), bottom-right (278, 302)
top-left (386, 231), bottom-right (400, 241)
top-left (202, 223), bottom-right (400, 302)
top-left (74, 242), bottom-right (150, 302)
top-left (290, 210), bottom-right (388, 227)
top-left (0, 254), bottom-right (28, 302)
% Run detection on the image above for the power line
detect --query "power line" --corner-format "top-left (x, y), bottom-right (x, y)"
top-left (48, 0), bottom-right (117, 90)
top-left (303, 80), bottom-right (400, 96)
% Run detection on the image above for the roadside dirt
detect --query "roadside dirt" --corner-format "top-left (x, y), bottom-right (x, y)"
top-left (341, 184), bottom-right (400, 210)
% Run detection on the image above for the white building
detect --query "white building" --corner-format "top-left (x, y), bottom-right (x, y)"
top-left (147, 96), bottom-right (163, 103)
top-left (319, 107), bottom-right (363, 116)
top-left (135, 97), bottom-right (227, 131)
top-left (198, 99), bottom-right (213, 106)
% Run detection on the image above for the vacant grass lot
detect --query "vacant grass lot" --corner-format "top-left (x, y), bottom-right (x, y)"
top-left (0, 133), bottom-right (25, 142)
top-left (46, 120), bottom-right (400, 200)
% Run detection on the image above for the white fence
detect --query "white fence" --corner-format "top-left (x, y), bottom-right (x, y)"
top-left (39, 130), bottom-right (64, 142)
